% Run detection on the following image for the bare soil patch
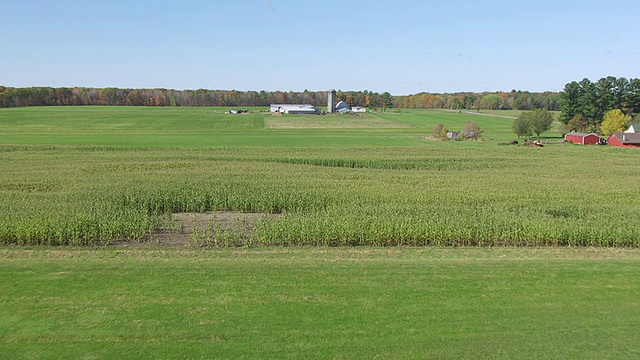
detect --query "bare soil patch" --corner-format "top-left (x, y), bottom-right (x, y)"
top-left (114, 212), bottom-right (270, 248)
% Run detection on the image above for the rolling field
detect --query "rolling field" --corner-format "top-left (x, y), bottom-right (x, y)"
top-left (1, 106), bottom-right (640, 358)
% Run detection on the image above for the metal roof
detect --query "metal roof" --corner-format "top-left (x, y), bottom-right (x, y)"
top-left (565, 132), bottom-right (599, 138)
top-left (611, 132), bottom-right (640, 144)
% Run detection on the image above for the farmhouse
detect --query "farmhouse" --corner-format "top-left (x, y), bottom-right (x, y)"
top-left (269, 104), bottom-right (320, 115)
top-left (564, 132), bottom-right (601, 145)
top-left (608, 132), bottom-right (640, 147)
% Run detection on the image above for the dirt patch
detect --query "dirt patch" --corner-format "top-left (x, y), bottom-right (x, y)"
top-left (114, 212), bottom-right (271, 248)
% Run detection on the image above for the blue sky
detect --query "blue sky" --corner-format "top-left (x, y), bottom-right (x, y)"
top-left (1, 0), bottom-right (639, 94)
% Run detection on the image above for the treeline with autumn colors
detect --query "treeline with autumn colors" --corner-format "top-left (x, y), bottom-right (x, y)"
top-left (392, 91), bottom-right (560, 111)
top-left (0, 86), bottom-right (397, 109)
top-left (0, 85), bottom-right (559, 111)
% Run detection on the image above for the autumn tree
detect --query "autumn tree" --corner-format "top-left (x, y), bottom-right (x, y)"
top-left (433, 123), bottom-right (448, 140)
top-left (461, 120), bottom-right (482, 139)
top-left (600, 109), bottom-right (631, 136)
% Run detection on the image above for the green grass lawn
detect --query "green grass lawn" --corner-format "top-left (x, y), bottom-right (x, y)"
top-left (1, 247), bottom-right (639, 359)
top-left (0, 106), bottom-right (535, 147)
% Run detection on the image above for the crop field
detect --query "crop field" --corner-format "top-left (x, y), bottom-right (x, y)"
top-left (0, 106), bottom-right (638, 247)
top-left (1, 106), bottom-right (640, 358)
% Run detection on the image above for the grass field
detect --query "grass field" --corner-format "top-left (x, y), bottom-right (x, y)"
top-left (1, 106), bottom-right (640, 358)
top-left (2, 247), bottom-right (639, 359)
top-left (0, 106), bottom-right (544, 147)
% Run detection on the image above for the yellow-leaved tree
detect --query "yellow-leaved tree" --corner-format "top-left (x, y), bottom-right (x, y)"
top-left (600, 109), bottom-right (631, 136)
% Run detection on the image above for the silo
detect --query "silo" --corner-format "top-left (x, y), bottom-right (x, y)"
top-left (327, 89), bottom-right (336, 113)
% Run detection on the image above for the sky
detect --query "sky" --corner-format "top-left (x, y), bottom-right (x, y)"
top-left (1, 0), bottom-right (639, 95)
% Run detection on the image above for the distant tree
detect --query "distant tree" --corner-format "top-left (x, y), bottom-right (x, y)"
top-left (381, 92), bottom-right (394, 111)
top-left (479, 94), bottom-right (503, 110)
top-left (559, 81), bottom-right (580, 124)
top-left (433, 123), bottom-right (448, 140)
top-left (600, 109), bottom-right (631, 136)
top-left (626, 79), bottom-right (640, 116)
top-left (512, 112), bottom-right (533, 139)
top-left (613, 77), bottom-right (629, 111)
top-left (595, 76), bottom-right (617, 120)
top-left (529, 108), bottom-right (554, 139)
top-left (558, 123), bottom-right (569, 137)
top-left (461, 120), bottom-right (482, 139)
top-left (346, 94), bottom-right (355, 106)
top-left (567, 115), bottom-right (588, 132)
top-left (578, 78), bottom-right (598, 125)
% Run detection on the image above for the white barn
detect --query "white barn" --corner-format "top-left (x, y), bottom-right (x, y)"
top-left (269, 104), bottom-right (320, 114)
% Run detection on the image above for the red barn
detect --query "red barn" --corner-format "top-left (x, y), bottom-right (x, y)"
top-left (608, 132), bottom-right (640, 147)
top-left (565, 132), bottom-right (601, 145)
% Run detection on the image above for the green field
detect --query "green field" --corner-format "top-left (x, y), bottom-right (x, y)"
top-left (1, 106), bottom-right (640, 358)
top-left (1, 106), bottom-right (637, 247)
top-left (0, 106), bottom-right (534, 147)
top-left (2, 248), bottom-right (640, 359)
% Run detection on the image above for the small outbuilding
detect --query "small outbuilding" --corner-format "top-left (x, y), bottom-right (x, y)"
top-left (446, 131), bottom-right (460, 140)
top-left (565, 132), bottom-right (601, 145)
top-left (608, 132), bottom-right (640, 147)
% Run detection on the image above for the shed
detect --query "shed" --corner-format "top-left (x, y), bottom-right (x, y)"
top-left (608, 132), bottom-right (640, 147)
top-left (565, 132), bottom-right (601, 145)
top-left (446, 131), bottom-right (459, 140)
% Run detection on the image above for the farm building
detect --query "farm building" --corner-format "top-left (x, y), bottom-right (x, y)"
top-left (269, 104), bottom-right (320, 115)
top-left (608, 132), bottom-right (640, 147)
top-left (446, 131), bottom-right (460, 140)
top-left (332, 101), bottom-right (367, 114)
top-left (565, 132), bottom-right (601, 145)
top-left (625, 123), bottom-right (640, 133)
top-left (335, 101), bottom-right (352, 113)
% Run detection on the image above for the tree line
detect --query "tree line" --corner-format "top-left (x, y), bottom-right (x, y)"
top-left (559, 76), bottom-right (640, 132)
top-left (393, 91), bottom-right (560, 111)
top-left (0, 86), bottom-right (396, 109)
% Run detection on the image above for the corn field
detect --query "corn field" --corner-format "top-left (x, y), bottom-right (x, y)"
top-left (1, 144), bottom-right (639, 246)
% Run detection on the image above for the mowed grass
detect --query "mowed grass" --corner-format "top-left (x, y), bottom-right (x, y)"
top-left (265, 113), bottom-right (414, 129)
top-left (0, 106), bottom-right (531, 147)
top-left (1, 248), bottom-right (639, 359)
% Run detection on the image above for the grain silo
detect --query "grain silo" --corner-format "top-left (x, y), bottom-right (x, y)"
top-left (327, 89), bottom-right (336, 113)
